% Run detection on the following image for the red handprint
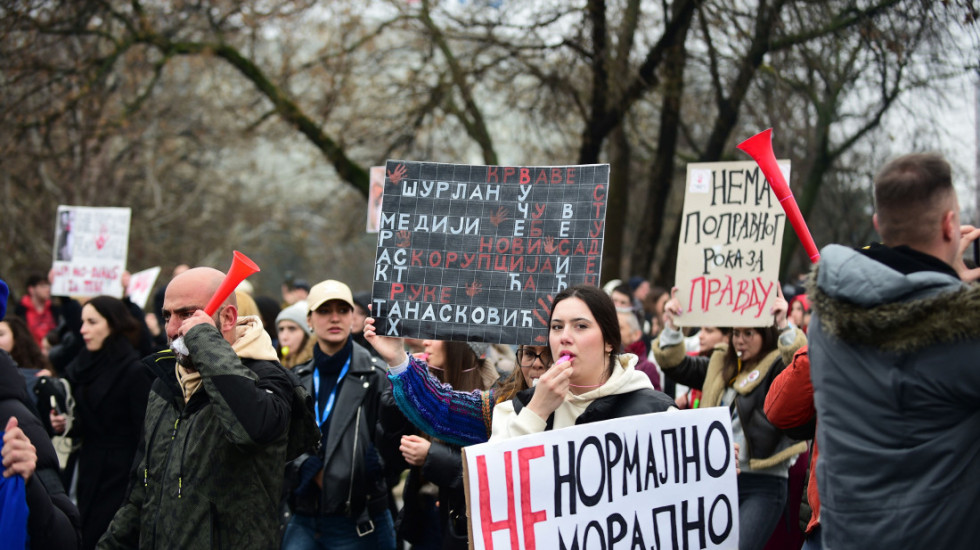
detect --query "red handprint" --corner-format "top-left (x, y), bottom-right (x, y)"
top-left (95, 224), bottom-right (109, 250)
top-left (395, 230), bottom-right (411, 248)
top-left (543, 236), bottom-right (557, 254)
top-left (387, 164), bottom-right (408, 185)
top-left (465, 280), bottom-right (483, 297)
top-left (489, 206), bottom-right (508, 227)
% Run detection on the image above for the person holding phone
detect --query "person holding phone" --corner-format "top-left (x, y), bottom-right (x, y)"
top-left (808, 153), bottom-right (980, 549)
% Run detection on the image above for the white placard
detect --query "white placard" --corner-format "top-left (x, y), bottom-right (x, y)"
top-left (126, 266), bottom-right (161, 310)
top-left (50, 205), bottom-right (131, 298)
top-left (463, 407), bottom-right (739, 550)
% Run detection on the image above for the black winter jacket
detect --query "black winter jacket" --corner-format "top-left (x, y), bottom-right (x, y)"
top-left (511, 386), bottom-right (675, 429)
top-left (287, 340), bottom-right (390, 523)
top-left (97, 324), bottom-right (294, 550)
top-left (654, 330), bottom-right (808, 471)
top-left (64, 336), bottom-right (153, 550)
top-left (380, 387), bottom-right (469, 550)
top-left (0, 350), bottom-right (82, 549)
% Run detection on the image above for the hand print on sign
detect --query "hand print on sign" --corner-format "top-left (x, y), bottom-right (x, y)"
top-left (489, 207), bottom-right (508, 227)
top-left (544, 236), bottom-right (558, 254)
top-left (465, 281), bottom-right (483, 297)
top-left (532, 294), bottom-right (554, 329)
top-left (387, 164), bottom-right (408, 185)
top-left (95, 224), bottom-right (109, 250)
top-left (395, 230), bottom-right (411, 248)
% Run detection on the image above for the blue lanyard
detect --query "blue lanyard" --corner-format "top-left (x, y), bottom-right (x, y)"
top-left (313, 356), bottom-right (351, 427)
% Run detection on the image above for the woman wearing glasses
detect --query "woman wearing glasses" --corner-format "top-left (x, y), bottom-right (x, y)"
top-left (652, 288), bottom-right (807, 550)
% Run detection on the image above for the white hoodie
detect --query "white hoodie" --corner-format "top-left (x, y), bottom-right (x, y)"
top-left (489, 353), bottom-right (653, 441)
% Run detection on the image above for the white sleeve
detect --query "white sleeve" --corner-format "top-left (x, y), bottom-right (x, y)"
top-left (489, 400), bottom-right (548, 442)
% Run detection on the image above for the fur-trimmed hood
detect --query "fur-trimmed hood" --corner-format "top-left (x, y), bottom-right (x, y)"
top-left (808, 244), bottom-right (980, 354)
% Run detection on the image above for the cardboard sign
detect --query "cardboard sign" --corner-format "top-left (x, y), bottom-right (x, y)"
top-left (371, 161), bottom-right (609, 345)
top-left (463, 408), bottom-right (739, 550)
top-left (51, 206), bottom-right (131, 298)
top-left (126, 266), bottom-right (161, 310)
top-left (366, 165), bottom-right (385, 233)
top-left (674, 161), bottom-right (789, 328)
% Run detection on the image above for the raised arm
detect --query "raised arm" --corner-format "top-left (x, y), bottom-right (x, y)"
top-left (364, 317), bottom-right (494, 446)
top-left (183, 319), bottom-right (291, 447)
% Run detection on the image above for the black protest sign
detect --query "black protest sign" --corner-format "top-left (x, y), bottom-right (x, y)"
top-left (371, 161), bottom-right (609, 345)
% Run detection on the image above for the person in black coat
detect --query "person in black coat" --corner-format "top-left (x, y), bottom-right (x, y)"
top-left (379, 340), bottom-right (496, 550)
top-left (50, 296), bottom-right (153, 550)
top-left (1, 276), bottom-right (81, 549)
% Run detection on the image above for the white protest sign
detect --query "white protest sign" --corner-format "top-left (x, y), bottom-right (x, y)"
top-left (674, 161), bottom-right (789, 328)
top-left (50, 205), bottom-right (132, 298)
top-left (366, 165), bottom-right (385, 233)
top-left (463, 407), bottom-right (739, 550)
top-left (127, 266), bottom-right (161, 310)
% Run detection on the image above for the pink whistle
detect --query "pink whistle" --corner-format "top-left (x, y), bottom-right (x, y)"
top-left (557, 355), bottom-right (571, 365)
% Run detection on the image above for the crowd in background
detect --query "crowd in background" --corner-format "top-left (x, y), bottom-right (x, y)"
top-left (0, 264), bottom-right (818, 550)
top-left (3, 152), bottom-right (979, 550)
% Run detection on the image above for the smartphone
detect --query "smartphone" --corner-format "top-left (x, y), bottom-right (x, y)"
top-left (974, 237), bottom-right (979, 267)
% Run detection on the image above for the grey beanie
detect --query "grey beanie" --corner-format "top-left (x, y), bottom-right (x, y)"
top-left (276, 301), bottom-right (312, 335)
top-left (467, 342), bottom-right (489, 359)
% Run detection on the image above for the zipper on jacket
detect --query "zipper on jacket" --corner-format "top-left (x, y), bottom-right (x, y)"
top-left (176, 414), bottom-right (198, 499)
top-left (143, 407), bottom-right (169, 488)
top-left (345, 406), bottom-right (363, 514)
top-left (150, 410), bottom-right (183, 545)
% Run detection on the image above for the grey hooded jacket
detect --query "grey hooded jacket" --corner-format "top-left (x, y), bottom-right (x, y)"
top-left (808, 243), bottom-right (980, 550)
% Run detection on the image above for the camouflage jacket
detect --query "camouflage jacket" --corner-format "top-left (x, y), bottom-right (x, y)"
top-left (97, 323), bottom-right (293, 550)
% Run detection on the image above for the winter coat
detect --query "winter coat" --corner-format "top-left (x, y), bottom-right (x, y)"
top-left (97, 318), bottom-right (294, 550)
top-left (379, 387), bottom-right (469, 550)
top-left (65, 335), bottom-right (153, 550)
top-left (654, 329), bottom-right (808, 470)
top-left (764, 346), bottom-right (819, 534)
top-left (287, 341), bottom-right (390, 521)
top-left (808, 243), bottom-right (980, 550)
top-left (0, 350), bottom-right (82, 549)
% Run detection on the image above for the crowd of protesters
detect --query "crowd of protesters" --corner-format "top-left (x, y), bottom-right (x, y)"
top-left (1, 152), bottom-right (979, 550)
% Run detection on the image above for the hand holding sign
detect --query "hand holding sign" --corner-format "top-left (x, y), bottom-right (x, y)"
top-left (362, 316), bottom-right (409, 368)
top-left (771, 286), bottom-right (789, 330)
top-left (662, 287), bottom-right (682, 331)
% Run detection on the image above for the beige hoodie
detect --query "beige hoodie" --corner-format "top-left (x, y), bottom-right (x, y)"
top-left (176, 315), bottom-right (279, 402)
top-left (490, 353), bottom-right (653, 441)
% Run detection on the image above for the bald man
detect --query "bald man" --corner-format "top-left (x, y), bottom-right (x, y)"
top-left (98, 267), bottom-right (296, 549)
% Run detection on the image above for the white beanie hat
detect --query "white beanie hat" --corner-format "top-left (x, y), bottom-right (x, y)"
top-left (276, 301), bottom-right (312, 335)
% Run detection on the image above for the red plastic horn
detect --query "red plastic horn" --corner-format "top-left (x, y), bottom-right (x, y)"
top-left (737, 129), bottom-right (820, 264)
top-left (203, 251), bottom-right (261, 315)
